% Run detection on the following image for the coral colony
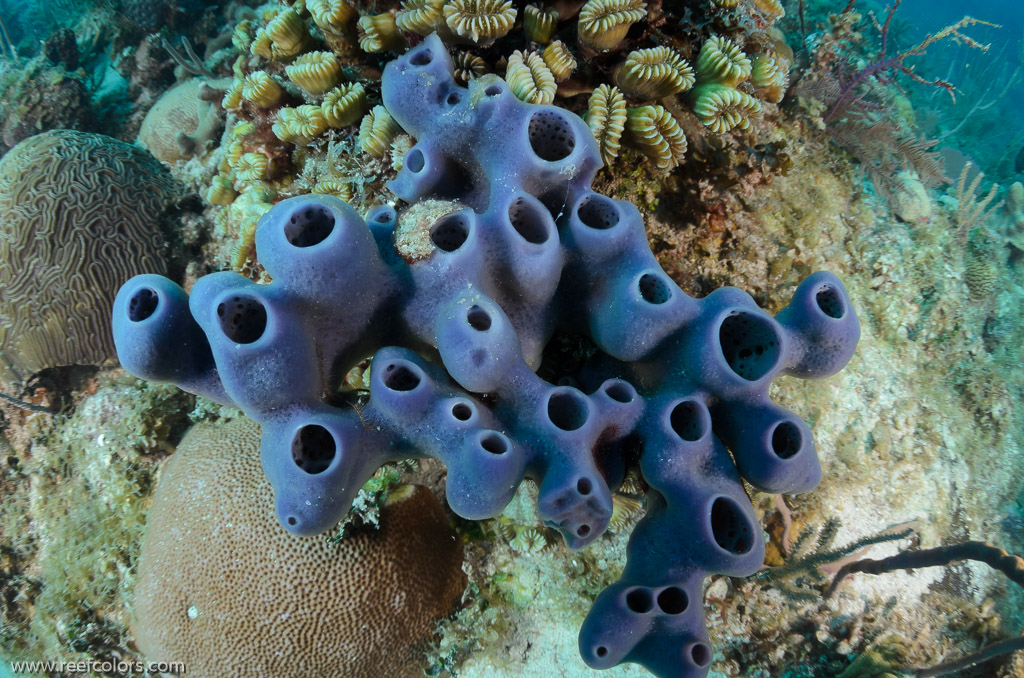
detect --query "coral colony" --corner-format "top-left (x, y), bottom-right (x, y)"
top-left (112, 36), bottom-right (860, 678)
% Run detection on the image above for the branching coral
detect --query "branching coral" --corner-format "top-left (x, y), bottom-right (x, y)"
top-left (751, 54), bottom-right (788, 103)
top-left (577, 0), bottom-right (647, 51)
top-left (585, 84), bottom-right (627, 165)
top-left (234, 152), bottom-right (272, 183)
top-left (695, 35), bottom-right (752, 88)
top-left (615, 46), bottom-right (695, 100)
top-left (691, 37), bottom-right (760, 133)
top-left (506, 50), bottom-right (557, 105)
top-left (453, 51), bottom-right (488, 83)
top-left (308, 0), bottom-right (357, 33)
top-left (266, 8), bottom-right (311, 60)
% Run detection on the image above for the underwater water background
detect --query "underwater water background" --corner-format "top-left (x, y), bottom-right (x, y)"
top-left (1, 0), bottom-right (1024, 677)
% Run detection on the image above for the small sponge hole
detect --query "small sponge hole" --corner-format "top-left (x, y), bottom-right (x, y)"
top-left (719, 312), bottom-right (780, 381)
top-left (479, 431), bottom-right (509, 454)
top-left (547, 390), bottom-right (589, 431)
top-left (466, 305), bottom-right (492, 331)
top-left (285, 205), bottom-right (335, 247)
top-left (410, 48), bottom-right (432, 66)
top-left (576, 194), bottom-right (619, 230)
top-left (216, 296), bottom-right (267, 344)
top-left (690, 644), bottom-right (711, 668)
top-left (638, 273), bottom-right (671, 305)
top-left (528, 110), bottom-right (576, 162)
top-left (603, 381), bottom-right (635, 403)
top-left (625, 588), bottom-right (653, 613)
top-left (669, 400), bottom-right (706, 442)
top-left (656, 587), bottom-right (688, 615)
top-left (710, 496), bottom-right (753, 555)
top-left (508, 197), bottom-right (550, 244)
top-left (451, 401), bottom-right (474, 421)
top-left (816, 285), bottom-right (844, 318)
top-left (405, 148), bottom-right (425, 173)
top-left (771, 421), bottom-right (802, 459)
top-left (430, 214), bottom-right (470, 252)
top-left (382, 362), bottom-right (422, 391)
top-left (127, 287), bottom-right (159, 322)
top-left (292, 424), bottom-right (336, 474)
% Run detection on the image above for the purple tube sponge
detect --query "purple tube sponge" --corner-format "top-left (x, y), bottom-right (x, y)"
top-left (112, 33), bottom-right (861, 678)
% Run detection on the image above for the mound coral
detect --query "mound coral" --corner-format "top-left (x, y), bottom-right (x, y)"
top-left (0, 130), bottom-right (179, 383)
top-left (137, 78), bottom-right (230, 164)
top-left (132, 417), bottom-right (465, 678)
top-left (113, 36), bottom-right (859, 678)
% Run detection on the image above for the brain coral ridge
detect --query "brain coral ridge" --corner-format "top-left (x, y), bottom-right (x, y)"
top-left (113, 34), bottom-right (860, 678)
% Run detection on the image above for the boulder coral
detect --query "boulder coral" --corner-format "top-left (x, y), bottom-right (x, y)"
top-left (132, 417), bottom-right (466, 678)
top-left (0, 130), bottom-right (179, 383)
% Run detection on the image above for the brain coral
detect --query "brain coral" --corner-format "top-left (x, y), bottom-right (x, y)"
top-left (131, 417), bottom-right (465, 678)
top-left (0, 130), bottom-right (178, 382)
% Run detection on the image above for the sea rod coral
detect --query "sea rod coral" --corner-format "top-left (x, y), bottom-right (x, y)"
top-left (111, 35), bottom-right (860, 678)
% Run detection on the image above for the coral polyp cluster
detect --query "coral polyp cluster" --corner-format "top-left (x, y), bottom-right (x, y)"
top-left (112, 36), bottom-right (859, 678)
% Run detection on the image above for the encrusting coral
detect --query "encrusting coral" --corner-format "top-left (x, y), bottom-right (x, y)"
top-left (132, 417), bottom-right (466, 678)
top-left (112, 36), bottom-right (860, 678)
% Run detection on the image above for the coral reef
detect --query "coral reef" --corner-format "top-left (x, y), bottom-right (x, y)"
top-left (133, 417), bottom-right (465, 677)
top-left (0, 130), bottom-right (182, 383)
top-left (112, 36), bottom-right (859, 678)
